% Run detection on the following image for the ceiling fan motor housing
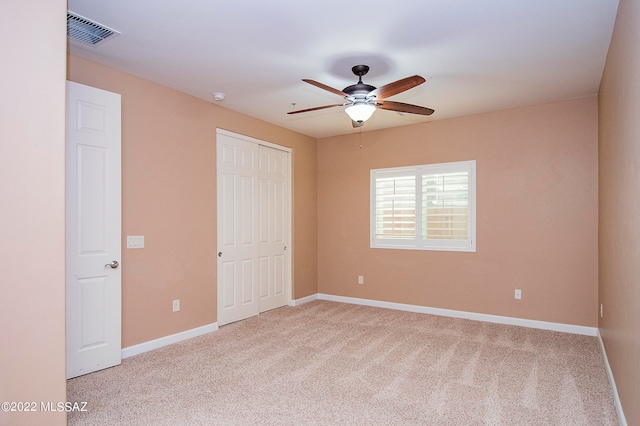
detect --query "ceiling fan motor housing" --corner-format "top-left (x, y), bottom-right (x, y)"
top-left (343, 83), bottom-right (376, 99)
top-left (344, 64), bottom-right (376, 99)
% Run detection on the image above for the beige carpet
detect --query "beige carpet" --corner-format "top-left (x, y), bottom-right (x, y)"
top-left (68, 300), bottom-right (618, 425)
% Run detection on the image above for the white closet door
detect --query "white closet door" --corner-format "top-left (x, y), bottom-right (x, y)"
top-left (258, 145), bottom-right (288, 312)
top-left (216, 130), bottom-right (290, 326)
top-left (217, 133), bottom-right (260, 326)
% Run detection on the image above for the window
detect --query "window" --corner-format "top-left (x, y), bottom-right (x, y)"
top-left (371, 160), bottom-right (476, 252)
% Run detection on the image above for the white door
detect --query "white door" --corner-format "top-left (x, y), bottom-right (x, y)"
top-left (216, 130), bottom-right (290, 326)
top-left (66, 81), bottom-right (122, 379)
top-left (258, 146), bottom-right (288, 312)
top-left (217, 133), bottom-right (260, 325)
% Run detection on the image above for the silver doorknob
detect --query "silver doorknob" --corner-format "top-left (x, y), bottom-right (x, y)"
top-left (105, 260), bottom-right (119, 269)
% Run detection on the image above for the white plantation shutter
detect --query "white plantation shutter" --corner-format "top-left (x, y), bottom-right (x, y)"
top-left (371, 161), bottom-right (475, 252)
top-left (422, 171), bottom-right (469, 240)
top-left (374, 170), bottom-right (416, 240)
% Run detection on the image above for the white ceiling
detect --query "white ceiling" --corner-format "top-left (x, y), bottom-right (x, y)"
top-left (67, 0), bottom-right (619, 139)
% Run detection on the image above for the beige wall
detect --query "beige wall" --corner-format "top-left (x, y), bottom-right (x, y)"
top-left (0, 1), bottom-right (68, 425)
top-left (318, 97), bottom-right (599, 327)
top-left (68, 55), bottom-right (318, 347)
top-left (599, 0), bottom-right (640, 423)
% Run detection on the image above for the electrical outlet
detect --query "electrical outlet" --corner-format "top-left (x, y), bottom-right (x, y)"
top-left (600, 303), bottom-right (603, 318)
top-left (172, 299), bottom-right (180, 312)
top-left (514, 289), bottom-right (522, 300)
top-left (358, 275), bottom-right (364, 285)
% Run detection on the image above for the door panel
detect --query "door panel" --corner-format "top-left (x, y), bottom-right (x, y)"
top-left (221, 261), bottom-right (236, 310)
top-left (217, 134), bottom-right (260, 325)
top-left (77, 276), bottom-right (108, 349)
top-left (257, 145), bottom-right (288, 312)
top-left (66, 81), bottom-right (121, 379)
top-left (78, 146), bottom-right (107, 252)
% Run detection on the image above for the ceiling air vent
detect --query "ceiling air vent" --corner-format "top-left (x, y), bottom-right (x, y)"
top-left (67, 11), bottom-right (120, 46)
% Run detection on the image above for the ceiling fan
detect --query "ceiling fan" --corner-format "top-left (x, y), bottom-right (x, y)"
top-left (288, 64), bottom-right (435, 128)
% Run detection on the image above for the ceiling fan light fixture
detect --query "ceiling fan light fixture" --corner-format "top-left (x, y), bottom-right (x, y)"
top-left (345, 103), bottom-right (376, 122)
top-left (289, 65), bottom-right (433, 126)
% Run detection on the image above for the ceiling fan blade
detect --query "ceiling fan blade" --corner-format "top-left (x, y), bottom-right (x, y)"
top-left (352, 120), bottom-right (364, 128)
top-left (287, 103), bottom-right (344, 115)
top-left (376, 100), bottom-right (435, 116)
top-left (369, 75), bottom-right (426, 99)
top-left (302, 79), bottom-right (347, 97)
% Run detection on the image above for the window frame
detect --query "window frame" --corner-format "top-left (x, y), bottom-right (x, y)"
top-left (370, 160), bottom-right (476, 252)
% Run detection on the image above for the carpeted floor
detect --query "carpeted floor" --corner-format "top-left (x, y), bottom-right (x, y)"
top-left (67, 300), bottom-right (618, 425)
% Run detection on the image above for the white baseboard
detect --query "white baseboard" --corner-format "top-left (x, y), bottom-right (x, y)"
top-left (121, 322), bottom-right (218, 359)
top-left (317, 293), bottom-right (598, 336)
top-left (120, 294), bottom-right (598, 357)
top-left (597, 330), bottom-right (627, 426)
top-left (289, 293), bottom-right (318, 306)
top-left (120, 293), bottom-right (316, 359)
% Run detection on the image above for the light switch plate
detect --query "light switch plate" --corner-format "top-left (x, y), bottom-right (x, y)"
top-left (127, 235), bottom-right (144, 249)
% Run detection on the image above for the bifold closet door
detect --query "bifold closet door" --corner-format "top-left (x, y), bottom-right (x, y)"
top-left (217, 134), bottom-right (260, 326)
top-left (258, 145), bottom-right (288, 312)
top-left (216, 131), bottom-right (290, 326)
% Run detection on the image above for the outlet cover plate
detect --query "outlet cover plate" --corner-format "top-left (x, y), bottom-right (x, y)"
top-left (127, 235), bottom-right (144, 249)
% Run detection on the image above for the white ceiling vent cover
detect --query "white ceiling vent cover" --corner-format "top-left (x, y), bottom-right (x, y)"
top-left (67, 11), bottom-right (120, 46)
